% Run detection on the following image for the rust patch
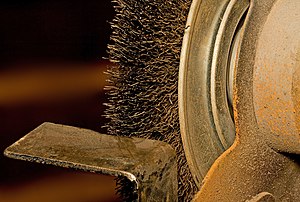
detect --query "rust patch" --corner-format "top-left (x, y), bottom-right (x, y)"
top-left (253, 0), bottom-right (300, 153)
top-left (194, 0), bottom-right (300, 201)
top-left (292, 50), bottom-right (300, 136)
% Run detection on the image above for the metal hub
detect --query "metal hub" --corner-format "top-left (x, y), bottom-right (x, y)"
top-left (194, 0), bottom-right (300, 201)
top-left (179, 0), bottom-right (249, 185)
top-left (227, 18), bottom-right (244, 119)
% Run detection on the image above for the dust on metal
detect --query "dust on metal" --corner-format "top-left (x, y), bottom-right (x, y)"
top-left (4, 122), bottom-right (177, 202)
top-left (253, 0), bottom-right (300, 154)
top-left (178, 0), bottom-right (250, 185)
top-left (194, 0), bottom-right (300, 201)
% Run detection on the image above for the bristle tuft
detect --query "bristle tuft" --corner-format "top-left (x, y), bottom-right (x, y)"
top-left (105, 0), bottom-right (198, 200)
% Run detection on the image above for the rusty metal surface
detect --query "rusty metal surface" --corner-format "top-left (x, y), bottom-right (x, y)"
top-left (4, 122), bottom-right (177, 202)
top-left (246, 192), bottom-right (275, 202)
top-left (194, 0), bottom-right (300, 201)
top-left (253, 0), bottom-right (300, 154)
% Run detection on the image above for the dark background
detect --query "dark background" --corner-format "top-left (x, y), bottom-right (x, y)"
top-left (0, 1), bottom-right (119, 201)
top-left (0, 0), bottom-right (112, 65)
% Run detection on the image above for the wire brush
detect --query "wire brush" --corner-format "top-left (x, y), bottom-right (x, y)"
top-left (105, 0), bottom-right (198, 200)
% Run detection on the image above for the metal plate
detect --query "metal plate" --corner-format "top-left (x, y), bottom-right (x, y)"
top-left (4, 122), bottom-right (177, 202)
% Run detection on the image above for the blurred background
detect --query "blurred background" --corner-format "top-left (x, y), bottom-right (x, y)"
top-left (0, 1), bottom-right (119, 201)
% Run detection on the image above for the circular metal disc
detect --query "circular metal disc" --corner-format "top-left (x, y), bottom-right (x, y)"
top-left (178, 0), bottom-right (249, 185)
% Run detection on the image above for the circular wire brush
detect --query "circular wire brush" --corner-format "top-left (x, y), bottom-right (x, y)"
top-left (105, 0), bottom-right (197, 200)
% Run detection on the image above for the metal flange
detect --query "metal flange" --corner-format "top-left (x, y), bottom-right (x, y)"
top-left (179, 0), bottom-right (249, 185)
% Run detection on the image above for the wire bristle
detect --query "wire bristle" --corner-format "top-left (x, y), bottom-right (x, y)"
top-left (105, 0), bottom-right (198, 200)
top-left (115, 176), bottom-right (138, 202)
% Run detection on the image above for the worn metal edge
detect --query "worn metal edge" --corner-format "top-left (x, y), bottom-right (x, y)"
top-left (3, 122), bottom-right (178, 201)
top-left (4, 149), bottom-right (137, 182)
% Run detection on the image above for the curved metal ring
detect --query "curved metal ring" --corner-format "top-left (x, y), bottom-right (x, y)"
top-left (178, 0), bottom-right (249, 185)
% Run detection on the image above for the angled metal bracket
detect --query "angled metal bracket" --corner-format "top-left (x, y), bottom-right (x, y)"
top-left (4, 122), bottom-right (177, 202)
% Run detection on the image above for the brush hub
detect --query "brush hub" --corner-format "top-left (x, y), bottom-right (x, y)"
top-left (179, 0), bottom-right (249, 185)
